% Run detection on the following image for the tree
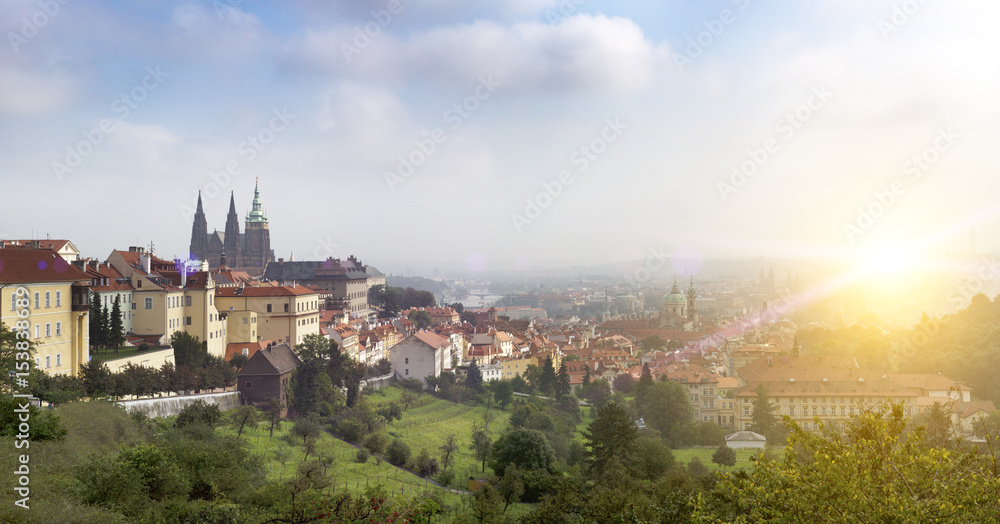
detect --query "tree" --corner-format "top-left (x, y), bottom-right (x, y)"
top-left (385, 438), bottom-right (411, 466)
top-left (449, 302), bottom-right (465, 314)
top-left (228, 405), bottom-right (260, 438)
top-left (637, 362), bottom-right (653, 395)
top-left (80, 359), bottom-right (114, 397)
top-left (640, 335), bottom-right (667, 352)
top-left (89, 291), bottom-right (105, 349)
top-left (491, 379), bottom-right (514, 409)
top-left (490, 428), bottom-right (556, 476)
top-left (582, 365), bottom-right (591, 387)
top-left (262, 398), bottom-right (283, 439)
top-left (369, 285), bottom-right (402, 319)
top-left (612, 373), bottom-right (636, 394)
top-left (108, 295), bottom-right (125, 349)
top-left (439, 434), bottom-right (459, 474)
top-left (539, 356), bottom-right (556, 396)
top-left (413, 448), bottom-right (439, 477)
top-left (408, 310), bottom-right (432, 330)
top-left (555, 361), bottom-right (571, 398)
top-left (171, 331), bottom-right (208, 369)
top-left (291, 417), bottom-right (323, 446)
top-left (633, 436), bottom-right (674, 481)
top-left (636, 380), bottom-right (692, 445)
top-left (470, 422), bottom-right (493, 473)
top-left (229, 353), bottom-right (249, 372)
top-left (175, 399), bottom-right (222, 428)
top-left (711, 444), bottom-right (736, 470)
top-left (498, 464), bottom-right (525, 513)
top-left (583, 402), bottom-right (639, 477)
top-left (750, 383), bottom-right (785, 445)
top-left (466, 360), bottom-right (484, 392)
top-left (694, 403), bottom-right (1000, 523)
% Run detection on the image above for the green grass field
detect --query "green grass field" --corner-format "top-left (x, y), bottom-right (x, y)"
top-left (382, 391), bottom-right (512, 489)
top-left (671, 447), bottom-right (762, 472)
top-left (218, 422), bottom-right (468, 506)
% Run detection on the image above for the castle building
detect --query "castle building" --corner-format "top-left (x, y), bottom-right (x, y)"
top-left (189, 179), bottom-right (274, 276)
top-left (658, 277), bottom-right (698, 330)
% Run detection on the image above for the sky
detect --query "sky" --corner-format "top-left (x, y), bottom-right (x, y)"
top-left (2, 0), bottom-right (999, 275)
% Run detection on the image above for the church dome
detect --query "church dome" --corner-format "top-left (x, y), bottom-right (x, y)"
top-left (665, 279), bottom-right (686, 305)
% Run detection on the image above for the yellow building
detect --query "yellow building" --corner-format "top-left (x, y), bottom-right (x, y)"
top-left (0, 248), bottom-right (90, 376)
top-left (215, 284), bottom-right (320, 347)
top-left (108, 248), bottom-right (228, 358)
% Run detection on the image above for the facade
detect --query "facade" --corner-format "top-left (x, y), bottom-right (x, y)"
top-left (215, 284), bottom-right (320, 347)
top-left (663, 362), bottom-right (720, 423)
top-left (78, 260), bottom-right (134, 335)
top-left (107, 247), bottom-right (228, 358)
top-left (0, 248), bottom-right (91, 376)
top-left (389, 331), bottom-right (453, 382)
top-left (237, 342), bottom-right (301, 417)
top-left (189, 180), bottom-right (275, 276)
top-left (263, 255), bottom-right (383, 319)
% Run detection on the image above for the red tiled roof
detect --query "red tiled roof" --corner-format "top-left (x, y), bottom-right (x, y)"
top-left (216, 284), bottom-right (318, 297)
top-left (413, 331), bottom-right (449, 349)
top-left (0, 249), bottom-right (89, 283)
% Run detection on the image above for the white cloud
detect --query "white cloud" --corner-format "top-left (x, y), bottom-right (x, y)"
top-left (285, 14), bottom-right (666, 94)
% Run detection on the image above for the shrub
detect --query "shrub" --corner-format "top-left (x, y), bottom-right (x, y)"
top-left (413, 448), bottom-right (439, 478)
top-left (364, 432), bottom-right (390, 455)
top-left (174, 400), bottom-right (222, 429)
top-left (355, 447), bottom-right (371, 463)
top-left (385, 438), bottom-right (411, 467)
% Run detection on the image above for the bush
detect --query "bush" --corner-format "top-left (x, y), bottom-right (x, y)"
top-left (356, 447), bottom-right (371, 463)
top-left (437, 469), bottom-right (455, 487)
top-left (412, 448), bottom-right (439, 478)
top-left (364, 432), bottom-right (390, 455)
top-left (385, 438), bottom-right (411, 467)
top-left (174, 400), bottom-right (222, 429)
top-left (335, 418), bottom-right (368, 443)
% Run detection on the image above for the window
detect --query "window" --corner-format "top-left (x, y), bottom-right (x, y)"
top-left (44, 355), bottom-right (51, 368)
top-left (9, 293), bottom-right (14, 310)
top-left (34, 292), bottom-right (39, 309)
top-left (284, 303), bottom-right (289, 312)
top-left (744, 407), bottom-right (750, 416)
top-left (34, 324), bottom-right (40, 339)
top-left (841, 407), bottom-right (846, 416)
top-left (812, 407), bottom-right (818, 416)
top-left (186, 317), bottom-right (192, 325)
top-left (242, 318), bottom-right (247, 324)
top-left (56, 354), bottom-right (61, 366)
top-left (405, 358), bottom-right (409, 364)
top-left (267, 304), bottom-right (272, 313)
top-left (789, 407), bottom-right (795, 416)
top-left (45, 323), bottom-right (51, 337)
top-left (185, 296), bottom-right (191, 307)
top-left (242, 348), bottom-right (249, 356)
top-left (55, 290), bottom-right (61, 307)
top-left (145, 298), bottom-right (153, 309)
top-left (45, 291), bottom-right (50, 307)
top-left (56, 322), bottom-right (61, 336)
top-left (245, 381), bottom-right (253, 389)
top-left (405, 369), bottom-right (409, 376)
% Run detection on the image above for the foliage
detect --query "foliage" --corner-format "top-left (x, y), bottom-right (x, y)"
top-left (613, 372), bottom-right (637, 395)
top-left (174, 400), bottom-right (222, 429)
top-left (385, 438), bottom-right (411, 466)
top-left (364, 431), bottom-right (390, 455)
top-left (408, 310), bottom-right (433, 329)
top-left (580, 378), bottom-right (612, 407)
top-left (694, 402), bottom-right (1000, 523)
top-left (290, 417), bottom-right (323, 445)
top-left (227, 405), bottom-right (260, 438)
top-left (171, 331), bottom-right (209, 369)
top-left (465, 360), bottom-right (483, 392)
top-left (637, 380), bottom-right (693, 446)
top-left (108, 295), bottom-right (125, 349)
top-left (539, 356), bottom-right (556, 396)
top-left (556, 361), bottom-right (571, 398)
top-left (439, 434), bottom-right (459, 474)
top-left (412, 448), bottom-right (440, 477)
top-left (490, 427), bottom-right (556, 476)
top-left (711, 445), bottom-right (736, 469)
top-left (583, 401), bottom-right (639, 477)
top-left (0, 396), bottom-right (67, 441)
top-left (490, 379), bottom-right (514, 409)
top-left (750, 384), bottom-right (785, 445)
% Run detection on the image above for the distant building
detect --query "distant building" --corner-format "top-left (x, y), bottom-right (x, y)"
top-left (389, 331), bottom-right (454, 382)
top-left (263, 255), bottom-right (384, 319)
top-left (725, 431), bottom-right (766, 449)
top-left (189, 179), bottom-right (274, 276)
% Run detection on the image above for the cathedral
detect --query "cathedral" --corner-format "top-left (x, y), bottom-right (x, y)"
top-left (189, 179), bottom-right (274, 276)
top-left (657, 277), bottom-right (698, 330)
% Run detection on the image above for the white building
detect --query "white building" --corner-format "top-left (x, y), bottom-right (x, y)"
top-left (389, 331), bottom-right (453, 382)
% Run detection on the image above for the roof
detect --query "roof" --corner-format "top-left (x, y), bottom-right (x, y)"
top-left (726, 431), bottom-right (766, 442)
top-left (412, 331), bottom-right (450, 349)
top-left (225, 341), bottom-right (270, 361)
top-left (0, 249), bottom-right (90, 283)
top-left (238, 343), bottom-right (301, 376)
top-left (216, 284), bottom-right (318, 297)
top-left (263, 256), bottom-right (382, 282)
top-left (82, 262), bottom-right (133, 292)
top-left (886, 374), bottom-right (972, 392)
top-left (0, 239), bottom-right (76, 253)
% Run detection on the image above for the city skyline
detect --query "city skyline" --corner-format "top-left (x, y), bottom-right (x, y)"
top-left (3, 1), bottom-right (999, 276)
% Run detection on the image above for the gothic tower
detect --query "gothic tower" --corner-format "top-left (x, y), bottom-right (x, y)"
top-left (243, 178), bottom-right (274, 274)
top-left (189, 191), bottom-right (208, 261)
top-left (224, 191), bottom-right (242, 268)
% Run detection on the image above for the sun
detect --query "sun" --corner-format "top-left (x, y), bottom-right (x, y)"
top-left (848, 245), bottom-right (926, 285)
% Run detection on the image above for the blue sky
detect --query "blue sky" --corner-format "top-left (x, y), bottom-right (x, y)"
top-left (2, 0), bottom-right (998, 274)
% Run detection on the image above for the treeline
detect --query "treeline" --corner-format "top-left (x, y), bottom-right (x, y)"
top-left (26, 331), bottom-right (237, 404)
top-left (369, 284), bottom-right (436, 318)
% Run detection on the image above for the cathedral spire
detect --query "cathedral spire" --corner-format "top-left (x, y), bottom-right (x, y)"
top-left (246, 177), bottom-right (268, 223)
top-left (189, 191), bottom-right (208, 260)
top-left (196, 191), bottom-right (204, 214)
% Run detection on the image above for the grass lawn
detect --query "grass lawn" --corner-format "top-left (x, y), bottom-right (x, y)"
top-left (217, 422), bottom-right (466, 507)
top-left (383, 391), bottom-right (513, 490)
top-left (672, 447), bottom-right (763, 472)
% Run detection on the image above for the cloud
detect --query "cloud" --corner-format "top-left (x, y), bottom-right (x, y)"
top-left (284, 14), bottom-right (666, 95)
top-left (0, 64), bottom-right (80, 116)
